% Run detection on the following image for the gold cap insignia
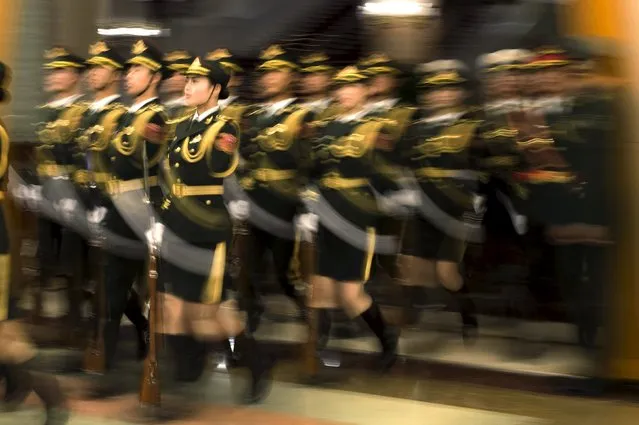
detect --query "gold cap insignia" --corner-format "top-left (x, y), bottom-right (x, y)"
top-left (260, 45), bottom-right (285, 60)
top-left (164, 50), bottom-right (191, 62)
top-left (424, 70), bottom-right (464, 85)
top-left (301, 53), bottom-right (328, 64)
top-left (44, 47), bottom-right (69, 59)
top-left (337, 66), bottom-right (358, 77)
top-left (192, 57), bottom-right (202, 68)
top-left (361, 53), bottom-right (390, 66)
top-left (89, 41), bottom-right (109, 56)
top-left (131, 40), bottom-right (147, 55)
top-left (206, 48), bottom-right (232, 61)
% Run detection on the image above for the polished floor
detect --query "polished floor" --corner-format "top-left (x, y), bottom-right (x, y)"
top-left (10, 290), bottom-right (633, 424)
top-left (3, 361), bottom-right (639, 425)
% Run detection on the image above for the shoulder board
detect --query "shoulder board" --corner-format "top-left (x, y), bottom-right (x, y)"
top-left (105, 102), bottom-right (127, 111)
top-left (137, 103), bottom-right (165, 115)
top-left (309, 118), bottom-right (331, 128)
top-left (166, 112), bottom-right (193, 126)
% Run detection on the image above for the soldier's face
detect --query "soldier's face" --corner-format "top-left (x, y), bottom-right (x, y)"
top-left (88, 66), bottom-right (118, 92)
top-left (484, 72), bottom-right (518, 98)
top-left (424, 87), bottom-right (464, 110)
top-left (44, 68), bottom-right (80, 94)
top-left (261, 69), bottom-right (293, 98)
top-left (126, 65), bottom-right (157, 97)
top-left (228, 73), bottom-right (243, 92)
top-left (369, 74), bottom-right (396, 98)
top-left (300, 72), bottom-right (331, 96)
top-left (161, 72), bottom-right (187, 96)
top-left (534, 68), bottom-right (566, 95)
top-left (336, 83), bottom-right (367, 110)
top-left (184, 76), bottom-right (215, 107)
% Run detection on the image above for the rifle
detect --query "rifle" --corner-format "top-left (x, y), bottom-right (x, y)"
top-left (139, 135), bottom-right (160, 407)
top-left (82, 229), bottom-right (106, 373)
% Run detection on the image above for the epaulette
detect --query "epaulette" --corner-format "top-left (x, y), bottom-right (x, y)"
top-left (309, 118), bottom-right (331, 128)
top-left (166, 112), bottom-right (193, 126)
top-left (137, 102), bottom-right (165, 115)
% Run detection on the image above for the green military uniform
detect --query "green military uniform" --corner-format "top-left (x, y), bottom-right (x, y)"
top-left (535, 47), bottom-right (615, 349)
top-left (98, 40), bottom-right (168, 370)
top-left (303, 65), bottom-right (399, 371)
top-left (237, 45), bottom-right (314, 319)
top-left (75, 41), bottom-right (150, 364)
top-left (157, 60), bottom-right (237, 382)
top-left (35, 47), bottom-right (88, 331)
top-left (358, 54), bottom-right (418, 278)
top-left (392, 60), bottom-right (479, 338)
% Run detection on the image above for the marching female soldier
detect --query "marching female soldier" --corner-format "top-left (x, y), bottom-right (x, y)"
top-left (392, 60), bottom-right (480, 343)
top-left (150, 57), bottom-right (273, 404)
top-left (298, 66), bottom-right (401, 375)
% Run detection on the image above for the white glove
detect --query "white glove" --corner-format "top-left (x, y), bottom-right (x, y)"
top-left (473, 195), bottom-right (487, 214)
top-left (10, 184), bottom-right (30, 204)
top-left (297, 213), bottom-right (318, 242)
top-left (144, 222), bottom-right (165, 249)
top-left (389, 189), bottom-right (420, 208)
top-left (87, 207), bottom-right (108, 224)
top-left (377, 195), bottom-right (410, 216)
top-left (26, 185), bottom-right (43, 211)
top-left (513, 214), bottom-right (528, 235)
top-left (228, 200), bottom-right (250, 221)
top-left (54, 198), bottom-right (78, 222)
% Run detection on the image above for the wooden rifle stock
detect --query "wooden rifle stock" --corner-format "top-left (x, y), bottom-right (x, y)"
top-left (299, 238), bottom-right (318, 376)
top-left (139, 249), bottom-right (160, 406)
top-left (83, 241), bottom-right (106, 373)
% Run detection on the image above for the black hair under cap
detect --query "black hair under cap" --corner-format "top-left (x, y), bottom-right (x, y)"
top-left (185, 57), bottom-right (230, 100)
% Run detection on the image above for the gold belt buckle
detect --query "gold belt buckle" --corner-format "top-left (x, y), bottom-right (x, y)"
top-left (172, 183), bottom-right (186, 198)
top-left (106, 179), bottom-right (120, 195)
top-left (254, 169), bottom-right (267, 181)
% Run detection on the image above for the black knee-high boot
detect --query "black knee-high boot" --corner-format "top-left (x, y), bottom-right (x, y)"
top-left (446, 285), bottom-right (478, 344)
top-left (1, 364), bottom-right (30, 411)
top-left (8, 364), bottom-right (69, 424)
top-left (166, 335), bottom-right (207, 383)
top-left (234, 332), bottom-right (274, 404)
top-left (123, 291), bottom-right (149, 360)
top-left (358, 302), bottom-right (398, 371)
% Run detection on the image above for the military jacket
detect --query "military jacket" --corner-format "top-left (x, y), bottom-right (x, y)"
top-left (395, 111), bottom-right (482, 217)
top-left (73, 99), bottom-right (127, 208)
top-left (368, 102), bottom-right (418, 145)
top-left (106, 99), bottom-right (167, 181)
top-left (104, 99), bottom-right (167, 238)
top-left (159, 110), bottom-right (238, 244)
top-left (238, 100), bottom-right (314, 221)
top-left (221, 100), bottom-right (250, 125)
top-left (545, 91), bottom-right (615, 226)
top-left (308, 113), bottom-right (400, 229)
top-left (35, 100), bottom-right (88, 179)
